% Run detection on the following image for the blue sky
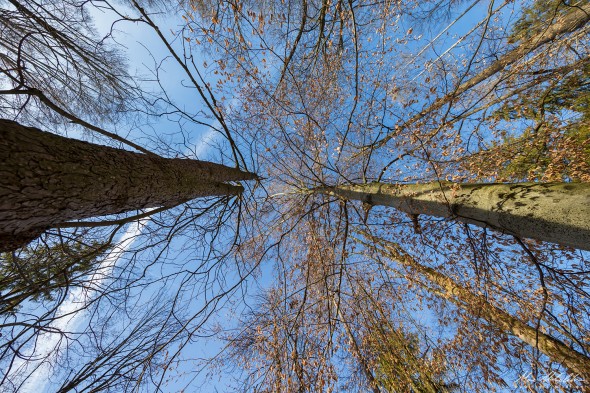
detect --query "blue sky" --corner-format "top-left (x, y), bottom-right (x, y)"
top-left (5, 1), bottom-right (587, 391)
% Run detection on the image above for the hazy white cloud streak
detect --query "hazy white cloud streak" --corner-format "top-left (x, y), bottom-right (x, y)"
top-left (10, 219), bottom-right (149, 392)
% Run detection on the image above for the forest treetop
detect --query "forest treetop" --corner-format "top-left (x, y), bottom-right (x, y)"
top-left (1, 0), bottom-right (590, 391)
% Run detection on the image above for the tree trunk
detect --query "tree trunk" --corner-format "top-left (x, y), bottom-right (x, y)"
top-left (356, 231), bottom-right (590, 379)
top-left (455, 2), bottom-right (590, 95)
top-left (0, 119), bottom-right (257, 251)
top-left (333, 300), bottom-right (381, 393)
top-left (372, 3), bottom-right (590, 150)
top-left (318, 182), bottom-right (590, 251)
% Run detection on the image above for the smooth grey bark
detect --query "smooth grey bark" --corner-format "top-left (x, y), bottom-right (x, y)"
top-left (318, 182), bottom-right (590, 251)
top-left (0, 119), bottom-right (257, 251)
top-left (357, 231), bottom-right (590, 379)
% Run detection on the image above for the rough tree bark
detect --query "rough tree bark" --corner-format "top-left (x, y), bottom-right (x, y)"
top-left (0, 119), bottom-right (257, 251)
top-left (317, 182), bottom-right (590, 251)
top-left (356, 231), bottom-right (590, 380)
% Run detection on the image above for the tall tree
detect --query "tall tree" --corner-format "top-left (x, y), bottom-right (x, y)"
top-left (3, 0), bottom-right (590, 390)
top-left (369, 0), bottom-right (590, 151)
top-left (316, 181), bottom-right (590, 251)
top-left (0, 1), bottom-right (258, 391)
top-left (0, 119), bottom-right (256, 252)
top-left (355, 230), bottom-right (590, 380)
top-left (192, 0), bottom-right (590, 388)
top-left (0, 240), bottom-right (107, 314)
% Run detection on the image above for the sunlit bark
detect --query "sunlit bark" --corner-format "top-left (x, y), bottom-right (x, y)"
top-left (318, 182), bottom-right (590, 251)
top-left (357, 231), bottom-right (590, 379)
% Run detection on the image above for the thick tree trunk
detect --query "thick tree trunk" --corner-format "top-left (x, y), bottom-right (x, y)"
top-left (318, 182), bottom-right (590, 251)
top-left (0, 119), bottom-right (257, 251)
top-left (357, 231), bottom-right (590, 379)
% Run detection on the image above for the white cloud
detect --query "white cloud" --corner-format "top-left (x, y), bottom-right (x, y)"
top-left (9, 218), bottom-right (149, 392)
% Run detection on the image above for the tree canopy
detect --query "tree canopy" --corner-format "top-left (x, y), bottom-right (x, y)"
top-left (1, 0), bottom-right (590, 391)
